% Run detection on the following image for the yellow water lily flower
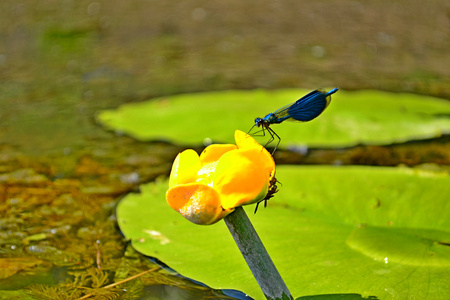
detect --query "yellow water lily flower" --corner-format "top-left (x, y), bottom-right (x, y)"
top-left (166, 130), bottom-right (276, 225)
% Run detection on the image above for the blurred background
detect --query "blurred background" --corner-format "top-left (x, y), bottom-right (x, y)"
top-left (1, 0), bottom-right (449, 153)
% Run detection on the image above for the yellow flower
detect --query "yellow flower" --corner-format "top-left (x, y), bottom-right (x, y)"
top-left (166, 130), bottom-right (276, 225)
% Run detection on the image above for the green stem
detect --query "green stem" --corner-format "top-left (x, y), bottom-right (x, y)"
top-left (224, 206), bottom-right (293, 300)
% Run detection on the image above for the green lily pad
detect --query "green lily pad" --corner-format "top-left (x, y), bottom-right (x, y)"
top-left (97, 89), bottom-right (450, 148)
top-left (117, 166), bottom-right (450, 299)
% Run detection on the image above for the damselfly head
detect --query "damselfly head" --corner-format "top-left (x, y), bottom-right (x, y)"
top-left (254, 117), bottom-right (263, 127)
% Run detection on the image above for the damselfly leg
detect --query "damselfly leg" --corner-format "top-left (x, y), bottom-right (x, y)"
top-left (247, 124), bottom-right (280, 155)
top-left (264, 125), bottom-right (280, 154)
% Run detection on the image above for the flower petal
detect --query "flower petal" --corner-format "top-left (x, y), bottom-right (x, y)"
top-left (200, 144), bottom-right (238, 166)
top-left (213, 148), bottom-right (270, 209)
top-left (235, 130), bottom-right (275, 177)
top-left (169, 149), bottom-right (201, 188)
top-left (166, 183), bottom-right (233, 225)
top-left (166, 131), bottom-right (277, 225)
top-left (235, 130), bottom-right (262, 149)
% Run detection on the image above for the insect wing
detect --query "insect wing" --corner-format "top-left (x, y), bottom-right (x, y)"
top-left (270, 102), bottom-right (296, 122)
top-left (287, 89), bottom-right (332, 122)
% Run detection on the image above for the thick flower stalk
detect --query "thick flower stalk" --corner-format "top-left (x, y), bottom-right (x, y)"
top-left (166, 130), bottom-right (276, 225)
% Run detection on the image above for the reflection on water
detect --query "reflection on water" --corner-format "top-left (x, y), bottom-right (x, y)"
top-left (0, 264), bottom-right (250, 300)
top-left (144, 285), bottom-right (252, 300)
